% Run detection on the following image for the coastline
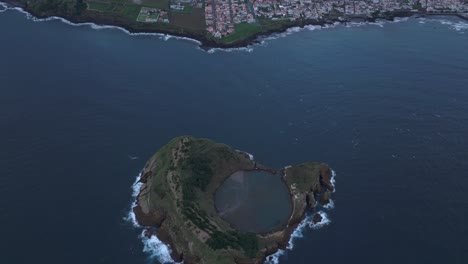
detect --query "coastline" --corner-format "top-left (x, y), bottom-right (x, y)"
top-left (127, 136), bottom-right (336, 264)
top-left (1, 0), bottom-right (466, 49)
top-left (133, 158), bottom-right (334, 263)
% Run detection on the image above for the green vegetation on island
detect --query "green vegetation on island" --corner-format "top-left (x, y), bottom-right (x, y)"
top-left (132, 136), bottom-right (334, 263)
top-left (218, 23), bottom-right (262, 44)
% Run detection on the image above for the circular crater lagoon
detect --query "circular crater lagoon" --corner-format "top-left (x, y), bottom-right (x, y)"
top-left (215, 170), bottom-right (292, 233)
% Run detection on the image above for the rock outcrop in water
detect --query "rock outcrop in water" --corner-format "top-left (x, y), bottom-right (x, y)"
top-left (132, 136), bottom-right (334, 263)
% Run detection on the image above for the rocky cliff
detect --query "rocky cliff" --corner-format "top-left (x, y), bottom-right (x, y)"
top-left (132, 136), bottom-right (333, 263)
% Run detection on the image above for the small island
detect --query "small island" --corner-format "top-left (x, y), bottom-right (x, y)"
top-left (132, 136), bottom-right (334, 263)
top-left (2, 0), bottom-right (467, 48)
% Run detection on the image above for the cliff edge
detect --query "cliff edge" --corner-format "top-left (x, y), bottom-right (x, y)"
top-left (133, 136), bottom-right (333, 263)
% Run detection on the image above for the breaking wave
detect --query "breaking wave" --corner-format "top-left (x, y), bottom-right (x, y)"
top-left (417, 17), bottom-right (468, 32)
top-left (438, 19), bottom-right (468, 32)
top-left (259, 18), bottom-right (405, 43)
top-left (393, 17), bottom-right (410, 23)
top-left (123, 173), bottom-right (143, 227)
top-left (0, 2), bottom-right (202, 45)
top-left (140, 230), bottom-right (178, 264)
top-left (264, 211), bottom-right (332, 264)
top-left (0, 2), bottom-right (7, 12)
top-left (264, 170), bottom-right (336, 263)
top-left (204, 46), bottom-right (254, 54)
top-left (309, 211), bottom-right (332, 229)
top-left (323, 199), bottom-right (335, 210)
top-left (124, 173), bottom-right (180, 263)
top-left (261, 24), bottom-right (324, 42)
top-left (236, 149), bottom-right (255, 160)
top-left (331, 169), bottom-right (336, 193)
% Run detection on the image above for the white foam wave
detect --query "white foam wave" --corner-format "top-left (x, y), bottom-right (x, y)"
top-left (437, 19), bottom-right (468, 32)
top-left (264, 169), bottom-right (336, 263)
top-left (0, 2), bottom-right (7, 12)
top-left (393, 17), bottom-right (410, 23)
top-left (322, 199), bottom-right (335, 210)
top-left (346, 21), bottom-right (366, 28)
top-left (309, 211), bottom-right (331, 229)
top-left (264, 249), bottom-right (286, 264)
top-left (236, 150), bottom-right (255, 160)
top-left (131, 173), bottom-right (143, 198)
top-left (123, 173), bottom-right (143, 227)
top-left (331, 169), bottom-right (336, 193)
top-left (1, 4), bottom-right (202, 45)
top-left (265, 168), bottom-right (337, 263)
top-left (370, 21), bottom-right (385, 28)
top-left (304, 25), bottom-right (321, 31)
top-left (125, 209), bottom-right (139, 228)
top-left (124, 172), bottom-right (179, 263)
top-left (263, 215), bottom-right (312, 264)
top-left (261, 24), bottom-right (323, 42)
top-left (141, 231), bottom-right (179, 264)
top-left (205, 46), bottom-right (254, 54)
top-left (451, 21), bottom-right (468, 31)
top-left (417, 17), bottom-right (468, 32)
top-left (347, 17), bottom-right (410, 29)
top-left (286, 214), bottom-right (311, 250)
top-left (264, 210), bottom-right (332, 263)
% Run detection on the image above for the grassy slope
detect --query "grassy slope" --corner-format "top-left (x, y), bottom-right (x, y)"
top-left (135, 137), bottom-right (326, 264)
top-left (284, 162), bottom-right (321, 193)
top-left (147, 136), bottom-right (257, 263)
top-left (220, 23), bottom-right (262, 44)
top-left (140, 136), bottom-right (327, 263)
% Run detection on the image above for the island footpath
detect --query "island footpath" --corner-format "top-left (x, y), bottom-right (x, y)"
top-left (130, 136), bottom-right (334, 264)
top-left (1, 0), bottom-right (467, 48)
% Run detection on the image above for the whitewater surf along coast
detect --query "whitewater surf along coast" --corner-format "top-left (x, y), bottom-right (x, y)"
top-left (2, 0), bottom-right (466, 49)
top-left (130, 136), bottom-right (335, 264)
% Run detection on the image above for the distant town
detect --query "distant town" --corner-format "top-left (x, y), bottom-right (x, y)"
top-left (206, 0), bottom-right (467, 37)
top-left (93, 0), bottom-right (468, 39)
top-left (3, 0), bottom-right (468, 46)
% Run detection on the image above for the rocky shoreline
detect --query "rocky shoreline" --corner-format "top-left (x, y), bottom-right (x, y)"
top-left (255, 164), bottom-right (335, 263)
top-left (134, 157), bottom-right (183, 262)
top-left (132, 147), bottom-right (334, 263)
top-left (2, 0), bottom-right (466, 49)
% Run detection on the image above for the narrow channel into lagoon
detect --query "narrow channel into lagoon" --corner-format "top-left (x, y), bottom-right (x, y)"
top-left (215, 170), bottom-right (292, 233)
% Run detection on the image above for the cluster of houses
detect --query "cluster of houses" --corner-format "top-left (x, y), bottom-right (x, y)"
top-left (253, 0), bottom-right (467, 21)
top-left (205, 0), bottom-right (256, 38)
top-left (205, 0), bottom-right (468, 38)
top-left (344, 0), bottom-right (468, 14)
top-left (169, 0), bottom-right (202, 11)
top-left (425, 0), bottom-right (468, 12)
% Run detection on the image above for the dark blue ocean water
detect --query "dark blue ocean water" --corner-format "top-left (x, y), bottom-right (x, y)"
top-left (1, 7), bottom-right (468, 264)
